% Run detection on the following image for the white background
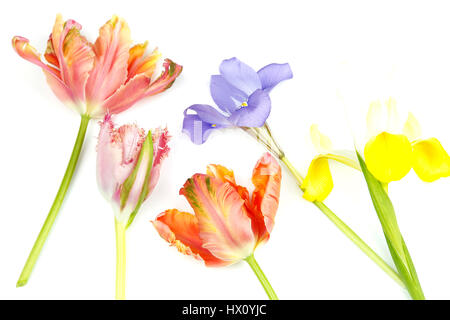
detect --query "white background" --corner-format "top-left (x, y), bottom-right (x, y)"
top-left (1, 0), bottom-right (450, 300)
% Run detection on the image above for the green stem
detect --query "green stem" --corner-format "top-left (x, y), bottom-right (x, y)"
top-left (115, 219), bottom-right (127, 300)
top-left (16, 115), bottom-right (90, 287)
top-left (245, 254), bottom-right (278, 300)
top-left (279, 156), bottom-right (405, 289)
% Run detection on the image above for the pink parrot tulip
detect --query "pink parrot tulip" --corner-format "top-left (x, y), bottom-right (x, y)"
top-left (97, 115), bottom-right (170, 299)
top-left (12, 14), bottom-right (182, 117)
top-left (152, 153), bottom-right (281, 299)
top-left (13, 14), bottom-right (182, 288)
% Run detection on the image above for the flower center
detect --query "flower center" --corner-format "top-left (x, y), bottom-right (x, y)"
top-left (241, 101), bottom-right (248, 108)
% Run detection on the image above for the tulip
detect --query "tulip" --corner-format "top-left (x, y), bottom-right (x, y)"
top-left (152, 153), bottom-right (281, 299)
top-left (97, 115), bottom-right (170, 299)
top-left (13, 14), bottom-right (182, 287)
top-left (180, 57), bottom-right (404, 289)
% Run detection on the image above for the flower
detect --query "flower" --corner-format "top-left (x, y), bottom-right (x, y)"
top-left (12, 14), bottom-right (182, 118)
top-left (97, 115), bottom-right (170, 226)
top-left (363, 98), bottom-right (450, 183)
top-left (301, 125), bottom-right (360, 202)
top-left (182, 58), bottom-right (292, 144)
top-left (152, 153), bottom-right (281, 266)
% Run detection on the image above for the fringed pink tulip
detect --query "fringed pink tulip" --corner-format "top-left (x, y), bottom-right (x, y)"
top-left (14, 14), bottom-right (181, 288)
top-left (152, 153), bottom-right (281, 299)
top-left (97, 115), bottom-right (170, 299)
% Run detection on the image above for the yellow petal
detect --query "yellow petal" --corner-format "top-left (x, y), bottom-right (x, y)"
top-left (364, 132), bottom-right (413, 183)
top-left (403, 112), bottom-right (422, 142)
top-left (310, 124), bottom-right (332, 152)
top-left (412, 138), bottom-right (450, 182)
top-left (301, 157), bottom-right (333, 202)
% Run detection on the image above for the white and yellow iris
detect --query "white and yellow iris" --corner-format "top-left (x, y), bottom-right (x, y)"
top-left (364, 98), bottom-right (450, 184)
top-left (301, 97), bottom-right (450, 202)
top-left (301, 125), bottom-right (360, 202)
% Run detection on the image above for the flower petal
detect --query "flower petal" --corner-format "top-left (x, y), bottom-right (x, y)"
top-left (85, 16), bottom-right (132, 106)
top-left (128, 45), bottom-right (162, 80)
top-left (96, 115), bottom-right (146, 203)
top-left (251, 153), bottom-right (281, 240)
top-left (228, 89), bottom-right (271, 127)
top-left (206, 164), bottom-right (236, 185)
top-left (364, 132), bottom-right (413, 183)
top-left (210, 75), bottom-right (247, 114)
top-left (152, 209), bottom-right (229, 267)
top-left (182, 114), bottom-right (219, 145)
top-left (301, 157), bottom-right (334, 202)
top-left (257, 63), bottom-right (293, 92)
top-left (412, 138), bottom-right (450, 182)
top-left (219, 57), bottom-right (261, 95)
top-left (12, 36), bottom-right (77, 109)
top-left (97, 74), bottom-right (150, 117)
top-left (147, 127), bottom-right (171, 197)
top-left (142, 59), bottom-right (183, 97)
top-left (56, 21), bottom-right (95, 104)
top-left (403, 112), bottom-right (422, 142)
top-left (310, 124), bottom-right (333, 153)
top-left (180, 174), bottom-right (256, 263)
top-left (185, 104), bottom-right (231, 126)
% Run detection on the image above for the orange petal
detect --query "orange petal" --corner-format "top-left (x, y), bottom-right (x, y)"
top-left (180, 174), bottom-right (256, 263)
top-left (58, 21), bottom-right (95, 104)
top-left (206, 164), bottom-right (236, 184)
top-left (85, 15), bottom-right (132, 105)
top-left (96, 74), bottom-right (150, 117)
top-left (251, 153), bottom-right (281, 240)
top-left (152, 209), bottom-right (228, 267)
top-left (127, 42), bottom-right (162, 80)
top-left (143, 59), bottom-right (183, 97)
top-left (12, 36), bottom-right (76, 107)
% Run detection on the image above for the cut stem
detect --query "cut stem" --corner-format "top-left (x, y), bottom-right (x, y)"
top-left (245, 254), bottom-right (278, 300)
top-left (17, 114), bottom-right (90, 287)
top-left (115, 219), bottom-right (127, 300)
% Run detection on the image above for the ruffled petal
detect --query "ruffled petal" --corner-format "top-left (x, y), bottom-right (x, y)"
top-left (219, 57), bottom-right (261, 95)
top-left (182, 114), bottom-right (219, 145)
top-left (97, 74), bottom-right (150, 117)
top-left (127, 44), bottom-right (161, 80)
top-left (210, 75), bottom-right (247, 114)
top-left (180, 174), bottom-right (256, 263)
top-left (301, 157), bottom-right (334, 202)
top-left (412, 138), bottom-right (450, 182)
top-left (364, 132), bottom-right (413, 183)
top-left (152, 209), bottom-right (229, 267)
top-left (85, 16), bottom-right (131, 106)
top-left (147, 127), bottom-right (171, 197)
top-left (251, 153), bottom-right (281, 241)
top-left (12, 36), bottom-right (77, 108)
top-left (142, 59), bottom-right (183, 97)
top-left (228, 89), bottom-right (271, 127)
top-left (50, 17), bottom-right (95, 105)
top-left (257, 63), bottom-right (293, 92)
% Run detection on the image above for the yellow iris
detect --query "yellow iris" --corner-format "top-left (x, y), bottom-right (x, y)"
top-left (300, 125), bottom-right (360, 202)
top-left (363, 98), bottom-right (450, 184)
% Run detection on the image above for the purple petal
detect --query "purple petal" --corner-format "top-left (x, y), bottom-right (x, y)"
top-left (182, 114), bottom-right (220, 145)
top-left (210, 75), bottom-right (248, 114)
top-left (185, 104), bottom-right (232, 126)
top-left (257, 63), bottom-right (293, 92)
top-left (219, 58), bottom-right (262, 96)
top-left (229, 89), bottom-right (271, 127)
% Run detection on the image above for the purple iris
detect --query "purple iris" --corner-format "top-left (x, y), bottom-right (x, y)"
top-left (183, 57), bottom-right (293, 144)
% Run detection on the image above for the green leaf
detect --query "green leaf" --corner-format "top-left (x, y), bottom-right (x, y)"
top-left (357, 152), bottom-right (425, 299)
